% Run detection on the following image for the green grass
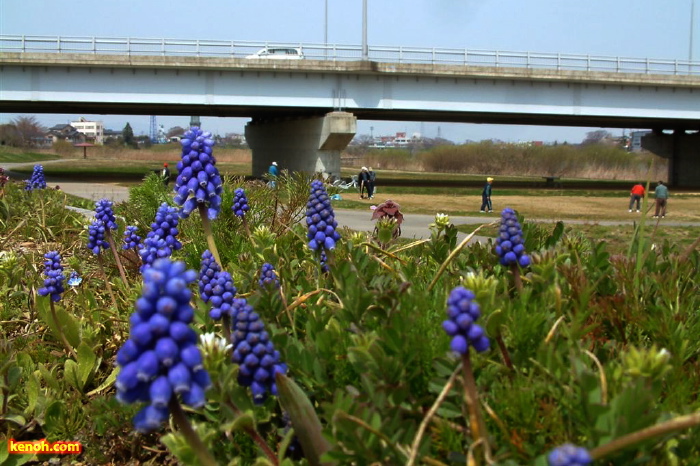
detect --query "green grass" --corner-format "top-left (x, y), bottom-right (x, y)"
top-left (0, 151), bottom-right (60, 163)
top-left (455, 222), bottom-right (700, 255)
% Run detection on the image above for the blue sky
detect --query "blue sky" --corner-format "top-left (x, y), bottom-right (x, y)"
top-left (1, 0), bottom-right (696, 143)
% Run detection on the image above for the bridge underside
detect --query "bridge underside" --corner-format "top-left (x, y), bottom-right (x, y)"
top-left (2, 100), bottom-right (699, 131)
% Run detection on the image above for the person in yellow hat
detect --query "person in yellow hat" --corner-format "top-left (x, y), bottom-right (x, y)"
top-left (480, 177), bottom-right (494, 212)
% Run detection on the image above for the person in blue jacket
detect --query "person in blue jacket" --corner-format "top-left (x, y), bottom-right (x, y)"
top-left (268, 161), bottom-right (279, 188)
top-left (480, 177), bottom-right (494, 212)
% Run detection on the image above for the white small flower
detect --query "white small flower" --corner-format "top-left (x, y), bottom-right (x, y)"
top-left (199, 332), bottom-right (232, 354)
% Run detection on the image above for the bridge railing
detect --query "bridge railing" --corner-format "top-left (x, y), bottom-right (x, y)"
top-left (1, 35), bottom-right (698, 76)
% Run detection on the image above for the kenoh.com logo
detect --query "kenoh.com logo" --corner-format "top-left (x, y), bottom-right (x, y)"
top-left (7, 438), bottom-right (82, 455)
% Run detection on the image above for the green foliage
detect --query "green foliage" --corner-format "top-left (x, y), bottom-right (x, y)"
top-left (1, 167), bottom-right (699, 465)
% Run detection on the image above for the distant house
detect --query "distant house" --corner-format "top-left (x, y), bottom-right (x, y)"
top-left (630, 131), bottom-right (652, 152)
top-left (103, 129), bottom-right (122, 142)
top-left (45, 124), bottom-right (85, 145)
top-left (70, 117), bottom-right (105, 144)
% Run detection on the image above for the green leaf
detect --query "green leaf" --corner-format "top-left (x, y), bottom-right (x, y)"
top-left (64, 359), bottom-right (82, 393)
top-left (0, 439), bottom-right (36, 465)
top-left (87, 365), bottom-right (118, 397)
top-left (276, 373), bottom-right (331, 466)
top-left (220, 411), bottom-right (255, 434)
top-left (0, 413), bottom-right (26, 426)
top-left (76, 342), bottom-right (98, 389)
top-left (485, 309), bottom-right (506, 338)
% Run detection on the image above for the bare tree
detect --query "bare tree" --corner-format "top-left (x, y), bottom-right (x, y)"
top-left (166, 126), bottom-right (186, 139)
top-left (582, 130), bottom-right (612, 145)
top-left (11, 116), bottom-right (46, 147)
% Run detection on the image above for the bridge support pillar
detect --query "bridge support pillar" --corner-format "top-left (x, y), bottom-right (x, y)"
top-left (642, 130), bottom-right (700, 188)
top-left (245, 111), bottom-right (357, 179)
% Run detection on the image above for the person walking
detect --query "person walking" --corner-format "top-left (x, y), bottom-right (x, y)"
top-left (358, 166), bottom-right (370, 199)
top-left (653, 180), bottom-right (669, 218)
top-left (161, 163), bottom-right (171, 186)
top-left (480, 177), bottom-right (494, 212)
top-left (628, 182), bottom-right (645, 212)
top-left (367, 167), bottom-right (376, 199)
top-left (268, 161), bottom-right (279, 188)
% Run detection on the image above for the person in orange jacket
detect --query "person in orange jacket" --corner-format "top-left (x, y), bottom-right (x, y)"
top-left (628, 182), bottom-right (645, 212)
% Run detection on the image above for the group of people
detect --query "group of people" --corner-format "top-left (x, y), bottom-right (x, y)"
top-left (358, 166), bottom-right (376, 199)
top-left (628, 181), bottom-right (669, 218)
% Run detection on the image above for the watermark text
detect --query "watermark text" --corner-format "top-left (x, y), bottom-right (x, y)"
top-left (7, 438), bottom-right (82, 455)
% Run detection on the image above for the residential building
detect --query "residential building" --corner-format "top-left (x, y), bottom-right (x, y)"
top-left (45, 124), bottom-right (85, 145)
top-left (630, 130), bottom-right (652, 152)
top-left (70, 117), bottom-right (104, 144)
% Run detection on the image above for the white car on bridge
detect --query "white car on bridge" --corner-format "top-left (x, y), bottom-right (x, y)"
top-left (245, 47), bottom-right (304, 60)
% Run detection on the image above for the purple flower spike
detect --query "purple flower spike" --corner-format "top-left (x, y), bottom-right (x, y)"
top-left (258, 263), bottom-right (280, 289)
top-left (139, 203), bottom-right (182, 271)
top-left (443, 286), bottom-right (490, 355)
top-left (495, 208), bottom-right (531, 267)
top-left (115, 259), bottom-right (210, 433)
top-left (173, 127), bottom-right (223, 220)
top-left (87, 220), bottom-right (109, 255)
top-left (230, 298), bottom-right (287, 404)
top-left (547, 443), bottom-right (592, 466)
top-left (122, 225), bottom-right (142, 250)
top-left (205, 270), bottom-right (237, 321)
top-left (37, 251), bottom-right (65, 302)
top-left (94, 199), bottom-right (118, 230)
top-left (232, 188), bottom-right (250, 218)
top-left (305, 180), bottom-right (341, 254)
top-left (198, 250), bottom-right (222, 303)
top-left (25, 165), bottom-right (47, 191)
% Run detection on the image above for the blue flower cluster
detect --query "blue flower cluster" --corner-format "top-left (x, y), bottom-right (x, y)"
top-left (205, 270), bottom-right (237, 320)
top-left (232, 188), bottom-right (250, 218)
top-left (115, 259), bottom-right (211, 433)
top-left (442, 286), bottom-right (490, 355)
top-left (198, 250), bottom-right (221, 303)
top-left (305, 180), bottom-right (341, 252)
top-left (67, 270), bottom-right (82, 287)
top-left (122, 225), bottom-right (142, 250)
top-left (25, 165), bottom-right (47, 191)
top-left (258, 263), bottom-right (280, 289)
top-left (231, 299), bottom-right (287, 404)
top-left (94, 198), bottom-right (118, 230)
top-left (87, 220), bottom-right (109, 255)
top-left (495, 208), bottom-right (531, 268)
top-left (139, 203), bottom-right (182, 271)
top-left (37, 251), bottom-right (65, 302)
top-left (173, 127), bottom-right (223, 220)
top-left (547, 444), bottom-right (592, 466)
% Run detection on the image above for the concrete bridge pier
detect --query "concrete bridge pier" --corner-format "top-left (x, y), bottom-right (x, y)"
top-left (245, 111), bottom-right (357, 179)
top-left (642, 130), bottom-right (700, 188)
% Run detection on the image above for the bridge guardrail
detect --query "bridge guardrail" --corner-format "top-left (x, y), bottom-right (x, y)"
top-left (1, 34), bottom-right (698, 76)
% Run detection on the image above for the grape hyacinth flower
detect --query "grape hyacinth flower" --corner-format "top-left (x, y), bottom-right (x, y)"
top-left (258, 263), bottom-right (280, 289)
top-left (25, 165), bottom-right (47, 191)
top-left (442, 286), bottom-right (490, 355)
top-left (230, 298), bottom-right (287, 404)
top-left (495, 208), bottom-right (531, 268)
top-left (115, 259), bottom-right (211, 433)
top-left (198, 250), bottom-right (221, 303)
top-left (305, 180), bottom-right (341, 252)
top-left (122, 225), bottom-right (142, 250)
top-left (173, 127), bottom-right (223, 220)
top-left (94, 198), bottom-right (118, 230)
top-left (87, 220), bottom-right (109, 255)
top-left (37, 251), bottom-right (65, 302)
top-left (139, 203), bottom-right (182, 271)
top-left (232, 188), bottom-right (250, 218)
top-left (205, 271), bottom-right (237, 321)
top-left (547, 444), bottom-right (592, 466)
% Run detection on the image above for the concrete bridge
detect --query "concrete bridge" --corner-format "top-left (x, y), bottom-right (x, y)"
top-left (1, 36), bottom-right (700, 186)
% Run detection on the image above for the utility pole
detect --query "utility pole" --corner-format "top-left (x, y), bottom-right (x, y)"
top-left (362, 0), bottom-right (368, 60)
top-left (691, 0), bottom-right (696, 62)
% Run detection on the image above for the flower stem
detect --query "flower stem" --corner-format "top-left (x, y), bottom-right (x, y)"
top-left (168, 398), bottom-right (218, 466)
top-left (222, 314), bottom-right (231, 344)
top-left (105, 229), bottom-right (128, 287)
top-left (589, 412), bottom-right (700, 460)
top-left (97, 255), bottom-right (117, 307)
top-left (495, 335), bottom-right (514, 372)
top-left (510, 264), bottom-right (523, 293)
top-left (49, 301), bottom-right (77, 359)
top-left (461, 351), bottom-right (491, 464)
top-left (242, 216), bottom-right (252, 238)
top-left (198, 204), bottom-right (221, 266)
